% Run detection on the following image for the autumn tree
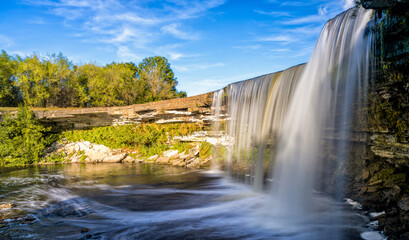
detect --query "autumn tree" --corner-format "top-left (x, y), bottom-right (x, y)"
top-left (0, 51), bottom-right (20, 106)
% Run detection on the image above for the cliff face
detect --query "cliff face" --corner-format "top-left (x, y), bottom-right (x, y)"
top-left (361, 0), bottom-right (409, 9)
top-left (0, 93), bottom-right (213, 132)
top-left (342, 5), bottom-right (409, 238)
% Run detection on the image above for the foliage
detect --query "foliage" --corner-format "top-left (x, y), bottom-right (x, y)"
top-left (199, 141), bottom-right (213, 160)
top-left (45, 152), bottom-right (67, 163)
top-left (172, 141), bottom-right (194, 154)
top-left (62, 123), bottom-right (203, 158)
top-left (0, 106), bottom-right (52, 167)
top-left (0, 51), bottom-right (20, 106)
top-left (138, 56), bottom-right (179, 101)
top-left (0, 50), bottom-right (187, 108)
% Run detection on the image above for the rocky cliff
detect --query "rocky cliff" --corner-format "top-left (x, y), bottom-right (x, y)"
top-left (341, 3), bottom-right (409, 238)
top-left (0, 93), bottom-right (213, 132)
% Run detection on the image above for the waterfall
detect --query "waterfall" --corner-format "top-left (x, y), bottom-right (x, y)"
top-left (212, 6), bottom-right (374, 215)
top-left (219, 64), bottom-right (304, 187)
top-left (273, 7), bottom-right (373, 215)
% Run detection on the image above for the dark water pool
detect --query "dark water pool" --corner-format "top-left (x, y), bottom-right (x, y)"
top-left (0, 164), bottom-right (379, 239)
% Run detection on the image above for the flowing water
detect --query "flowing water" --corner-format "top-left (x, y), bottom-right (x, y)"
top-left (211, 6), bottom-right (378, 239)
top-left (0, 164), bottom-right (375, 240)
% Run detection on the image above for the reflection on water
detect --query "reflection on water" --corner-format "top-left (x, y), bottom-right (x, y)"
top-left (1, 164), bottom-right (374, 239)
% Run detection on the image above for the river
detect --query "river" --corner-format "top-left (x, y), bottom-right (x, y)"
top-left (0, 163), bottom-right (378, 239)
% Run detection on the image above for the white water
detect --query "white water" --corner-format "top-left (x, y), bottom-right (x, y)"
top-left (213, 6), bottom-right (375, 224)
top-left (221, 65), bottom-right (304, 188)
top-left (273, 7), bottom-right (373, 216)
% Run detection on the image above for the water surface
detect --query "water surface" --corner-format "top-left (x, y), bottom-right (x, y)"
top-left (0, 164), bottom-right (375, 239)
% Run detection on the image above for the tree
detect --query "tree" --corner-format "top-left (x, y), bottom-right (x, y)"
top-left (138, 56), bottom-right (179, 101)
top-left (45, 53), bottom-right (76, 107)
top-left (0, 106), bottom-right (51, 167)
top-left (0, 51), bottom-right (20, 106)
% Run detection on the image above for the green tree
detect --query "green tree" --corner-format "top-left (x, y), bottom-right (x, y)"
top-left (138, 56), bottom-right (179, 101)
top-left (45, 53), bottom-right (77, 107)
top-left (0, 106), bottom-right (51, 167)
top-left (0, 50), bottom-right (20, 106)
top-left (15, 53), bottom-right (49, 107)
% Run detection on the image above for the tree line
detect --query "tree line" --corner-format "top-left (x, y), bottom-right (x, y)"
top-left (0, 50), bottom-right (187, 108)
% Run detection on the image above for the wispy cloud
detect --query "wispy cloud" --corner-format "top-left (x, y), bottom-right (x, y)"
top-left (343, 0), bottom-right (356, 10)
top-left (117, 46), bottom-right (140, 62)
top-left (257, 35), bottom-right (296, 43)
top-left (174, 62), bottom-right (225, 72)
top-left (161, 23), bottom-right (199, 40)
top-left (254, 10), bottom-right (291, 17)
top-left (23, 0), bottom-right (225, 60)
top-left (283, 6), bottom-right (331, 25)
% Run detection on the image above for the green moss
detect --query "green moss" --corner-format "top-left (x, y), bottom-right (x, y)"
top-left (199, 141), bottom-right (213, 160)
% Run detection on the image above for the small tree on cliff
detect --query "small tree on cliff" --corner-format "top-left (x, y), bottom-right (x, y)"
top-left (138, 56), bottom-right (179, 101)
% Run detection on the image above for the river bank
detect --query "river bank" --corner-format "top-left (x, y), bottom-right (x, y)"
top-left (43, 140), bottom-right (213, 169)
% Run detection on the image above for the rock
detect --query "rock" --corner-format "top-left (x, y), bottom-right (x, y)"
top-left (147, 155), bottom-right (159, 161)
top-left (0, 203), bottom-right (13, 209)
top-left (362, 169), bottom-right (370, 180)
top-left (361, 0), bottom-right (397, 9)
top-left (162, 150), bottom-right (179, 158)
top-left (103, 153), bottom-right (127, 163)
top-left (122, 156), bottom-right (136, 163)
top-left (81, 228), bottom-right (91, 233)
top-left (22, 214), bottom-right (37, 223)
top-left (398, 195), bottom-right (409, 211)
top-left (156, 156), bottom-right (170, 164)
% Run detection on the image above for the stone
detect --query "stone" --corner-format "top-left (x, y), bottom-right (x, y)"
top-left (122, 156), bottom-right (136, 163)
top-left (156, 156), bottom-right (170, 164)
top-left (103, 153), bottom-right (127, 163)
top-left (162, 150), bottom-right (179, 158)
top-left (361, 0), bottom-right (397, 9)
top-left (398, 195), bottom-right (409, 211)
top-left (0, 203), bottom-right (13, 209)
top-left (147, 155), bottom-right (159, 161)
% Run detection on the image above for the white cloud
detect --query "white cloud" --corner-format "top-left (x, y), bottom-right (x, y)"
top-left (116, 46), bottom-right (140, 62)
top-left (257, 35), bottom-right (296, 43)
top-left (254, 10), bottom-right (291, 17)
top-left (174, 62), bottom-right (225, 72)
top-left (23, 0), bottom-right (225, 60)
top-left (343, 0), bottom-right (356, 10)
top-left (168, 52), bottom-right (185, 60)
top-left (161, 23), bottom-right (199, 40)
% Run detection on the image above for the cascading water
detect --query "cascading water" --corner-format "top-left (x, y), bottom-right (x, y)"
top-left (272, 7), bottom-right (374, 216)
top-left (213, 5), bottom-right (374, 222)
top-left (221, 65), bottom-right (304, 188)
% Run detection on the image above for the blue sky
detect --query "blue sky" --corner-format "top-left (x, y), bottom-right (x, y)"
top-left (0, 0), bottom-right (354, 96)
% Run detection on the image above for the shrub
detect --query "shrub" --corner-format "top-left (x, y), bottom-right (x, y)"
top-left (0, 106), bottom-right (52, 167)
top-left (62, 123), bottom-right (203, 158)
